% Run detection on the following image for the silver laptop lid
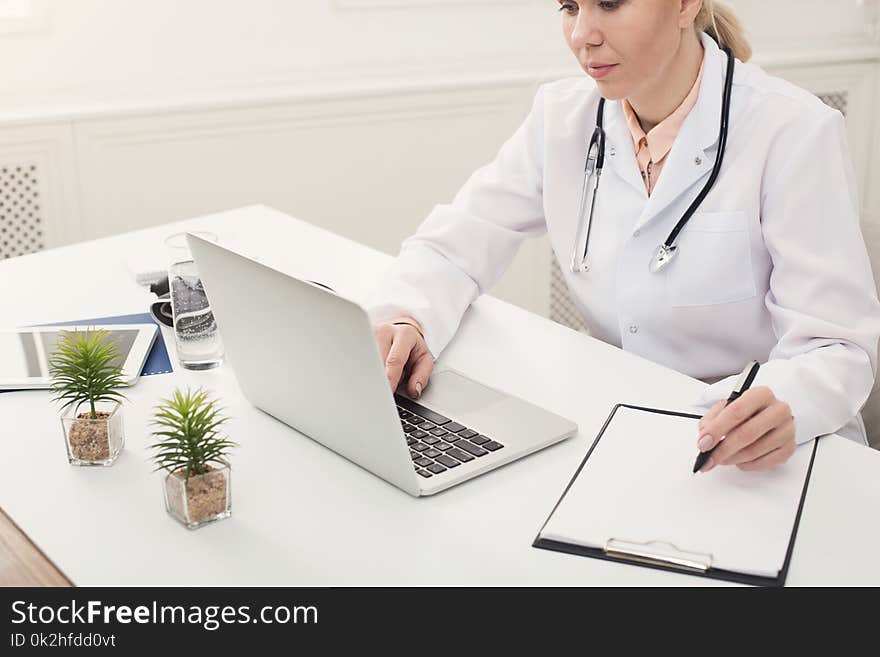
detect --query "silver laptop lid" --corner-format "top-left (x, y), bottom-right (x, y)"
top-left (187, 233), bottom-right (420, 496)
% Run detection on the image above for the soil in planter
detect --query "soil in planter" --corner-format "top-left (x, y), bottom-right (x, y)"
top-left (166, 466), bottom-right (228, 524)
top-left (68, 412), bottom-right (112, 461)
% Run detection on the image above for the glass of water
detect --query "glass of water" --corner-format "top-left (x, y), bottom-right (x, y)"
top-left (164, 231), bottom-right (224, 370)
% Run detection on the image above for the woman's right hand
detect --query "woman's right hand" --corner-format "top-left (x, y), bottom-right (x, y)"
top-left (373, 317), bottom-right (434, 399)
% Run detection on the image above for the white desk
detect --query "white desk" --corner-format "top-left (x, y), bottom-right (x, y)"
top-left (1, 205), bottom-right (878, 586)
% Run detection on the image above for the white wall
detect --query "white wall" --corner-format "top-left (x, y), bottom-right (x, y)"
top-left (0, 2), bottom-right (876, 108)
top-left (0, 1), bottom-right (877, 109)
top-left (0, 0), bottom-right (878, 317)
top-left (0, 0), bottom-right (572, 112)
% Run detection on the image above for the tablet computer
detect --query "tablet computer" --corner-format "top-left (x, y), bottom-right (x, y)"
top-left (0, 324), bottom-right (158, 390)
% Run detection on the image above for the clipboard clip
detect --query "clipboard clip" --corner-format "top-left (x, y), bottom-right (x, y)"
top-left (604, 538), bottom-right (713, 574)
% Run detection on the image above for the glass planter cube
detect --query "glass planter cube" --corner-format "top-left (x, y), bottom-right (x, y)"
top-left (60, 401), bottom-right (124, 466)
top-left (163, 462), bottom-right (232, 529)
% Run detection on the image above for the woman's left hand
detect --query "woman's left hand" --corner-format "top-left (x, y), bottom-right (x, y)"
top-left (696, 386), bottom-right (796, 473)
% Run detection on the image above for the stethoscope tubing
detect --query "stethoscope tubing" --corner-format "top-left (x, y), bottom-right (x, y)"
top-left (571, 46), bottom-right (735, 274)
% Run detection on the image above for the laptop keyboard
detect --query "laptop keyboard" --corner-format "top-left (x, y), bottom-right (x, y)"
top-left (395, 394), bottom-right (505, 479)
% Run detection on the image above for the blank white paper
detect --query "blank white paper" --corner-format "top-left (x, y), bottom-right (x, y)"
top-left (539, 406), bottom-right (814, 578)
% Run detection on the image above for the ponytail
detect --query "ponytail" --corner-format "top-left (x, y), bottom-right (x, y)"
top-left (697, 0), bottom-right (752, 62)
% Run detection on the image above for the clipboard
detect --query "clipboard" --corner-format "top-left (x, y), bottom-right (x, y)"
top-left (532, 403), bottom-right (818, 587)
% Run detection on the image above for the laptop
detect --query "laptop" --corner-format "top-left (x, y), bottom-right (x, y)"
top-left (187, 233), bottom-right (578, 496)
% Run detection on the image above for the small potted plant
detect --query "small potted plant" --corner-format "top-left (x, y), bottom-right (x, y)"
top-left (149, 387), bottom-right (238, 529)
top-left (48, 328), bottom-right (128, 466)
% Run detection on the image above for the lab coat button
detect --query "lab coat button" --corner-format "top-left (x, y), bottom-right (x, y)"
top-left (629, 324), bottom-right (638, 334)
top-left (694, 156), bottom-right (703, 166)
top-left (633, 229), bottom-right (641, 237)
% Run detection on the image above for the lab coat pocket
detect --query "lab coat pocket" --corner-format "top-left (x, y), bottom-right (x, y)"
top-left (667, 211), bottom-right (757, 307)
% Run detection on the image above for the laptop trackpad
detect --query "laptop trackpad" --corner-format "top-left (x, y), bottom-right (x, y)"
top-left (416, 368), bottom-right (576, 445)
top-left (420, 370), bottom-right (507, 416)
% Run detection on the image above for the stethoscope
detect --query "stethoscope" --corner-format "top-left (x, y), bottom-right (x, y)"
top-left (571, 46), bottom-right (735, 274)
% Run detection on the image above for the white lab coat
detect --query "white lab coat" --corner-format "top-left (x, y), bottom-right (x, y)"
top-left (367, 32), bottom-right (880, 446)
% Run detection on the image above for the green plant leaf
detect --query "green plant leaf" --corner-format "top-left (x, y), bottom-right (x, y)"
top-left (147, 386), bottom-right (237, 474)
top-left (47, 328), bottom-right (127, 418)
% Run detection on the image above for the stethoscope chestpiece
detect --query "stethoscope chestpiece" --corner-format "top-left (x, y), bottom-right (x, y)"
top-left (649, 244), bottom-right (677, 273)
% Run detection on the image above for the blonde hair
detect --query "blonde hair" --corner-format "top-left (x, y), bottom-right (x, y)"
top-left (696, 0), bottom-right (752, 62)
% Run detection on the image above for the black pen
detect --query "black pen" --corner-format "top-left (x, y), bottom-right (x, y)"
top-left (693, 360), bottom-right (761, 474)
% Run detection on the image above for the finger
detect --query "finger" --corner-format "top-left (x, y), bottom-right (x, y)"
top-left (736, 437), bottom-right (797, 471)
top-left (696, 400), bottom-right (727, 451)
top-left (406, 350), bottom-right (434, 399)
top-left (699, 387), bottom-right (775, 455)
top-left (385, 330), bottom-right (418, 392)
top-left (697, 400), bottom-right (726, 432)
top-left (373, 324), bottom-right (394, 363)
top-left (397, 353), bottom-right (413, 388)
top-left (716, 406), bottom-right (794, 466)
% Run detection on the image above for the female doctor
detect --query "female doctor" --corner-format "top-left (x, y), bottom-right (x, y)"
top-left (366, 0), bottom-right (880, 472)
